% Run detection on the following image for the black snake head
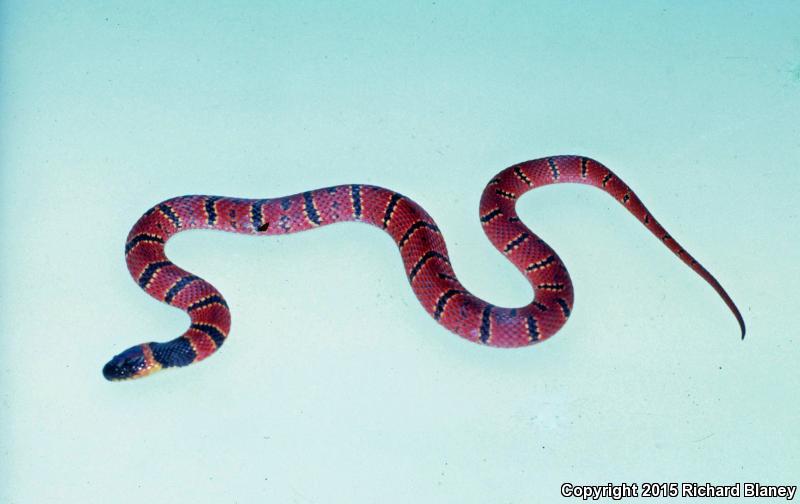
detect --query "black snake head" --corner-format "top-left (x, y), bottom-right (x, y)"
top-left (103, 344), bottom-right (160, 381)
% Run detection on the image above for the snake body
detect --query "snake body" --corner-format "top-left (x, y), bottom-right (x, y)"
top-left (104, 156), bottom-right (745, 381)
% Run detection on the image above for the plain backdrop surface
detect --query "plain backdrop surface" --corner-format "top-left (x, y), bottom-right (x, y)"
top-left (1, 2), bottom-right (798, 502)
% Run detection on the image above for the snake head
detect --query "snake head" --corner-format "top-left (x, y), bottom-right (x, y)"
top-left (102, 344), bottom-right (162, 381)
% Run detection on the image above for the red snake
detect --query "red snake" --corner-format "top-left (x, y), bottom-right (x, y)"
top-left (104, 155), bottom-right (745, 381)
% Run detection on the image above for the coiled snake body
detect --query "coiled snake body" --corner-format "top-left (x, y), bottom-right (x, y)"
top-left (104, 156), bottom-right (745, 381)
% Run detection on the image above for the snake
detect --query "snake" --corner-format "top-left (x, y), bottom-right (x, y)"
top-left (103, 155), bottom-right (745, 381)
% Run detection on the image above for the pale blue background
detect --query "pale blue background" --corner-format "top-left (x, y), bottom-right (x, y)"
top-left (1, 2), bottom-right (798, 503)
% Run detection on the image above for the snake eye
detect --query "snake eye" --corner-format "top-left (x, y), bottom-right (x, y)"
top-left (102, 345), bottom-right (147, 381)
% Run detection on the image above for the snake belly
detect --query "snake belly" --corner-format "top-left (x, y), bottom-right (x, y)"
top-left (104, 155), bottom-right (745, 381)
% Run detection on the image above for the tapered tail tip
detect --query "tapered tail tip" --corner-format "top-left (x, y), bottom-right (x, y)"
top-left (718, 290), bottom-right (745, 341)
top-left (737, 313), bottom-right (746, 340)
